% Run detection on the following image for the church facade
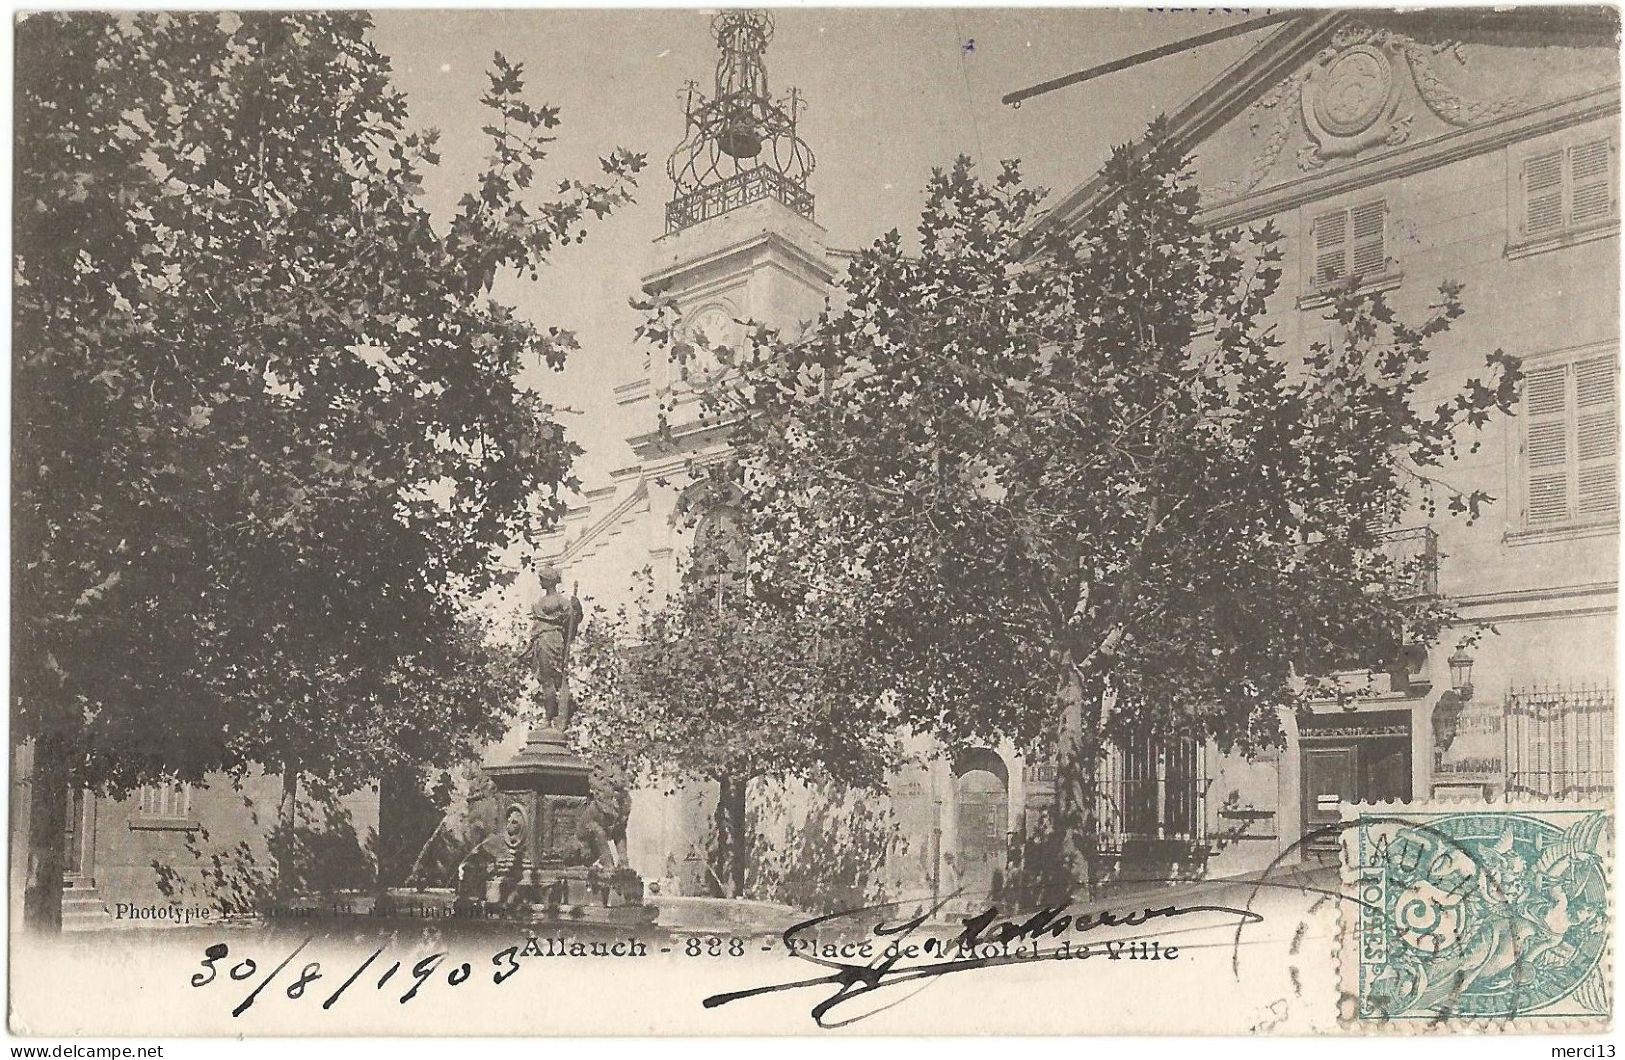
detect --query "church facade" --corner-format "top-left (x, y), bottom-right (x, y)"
top-left (540, 180), bottom-right (1038, 901)
top-left (533, 12), bottom-right (1027, 907)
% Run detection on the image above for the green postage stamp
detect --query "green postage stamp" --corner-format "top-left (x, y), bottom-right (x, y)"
top-left (1341, 801), bottom-right (1612, 1030)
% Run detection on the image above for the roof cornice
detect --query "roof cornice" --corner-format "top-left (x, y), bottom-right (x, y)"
top-left (1028, 6), bottom-right (1625, 250)
top-left (1199, 83), bottom-right (1620, 229)
top-left (1028, 11), bottom-right (1345, 247)
top-left (641, 226), bottom-right (836, 294)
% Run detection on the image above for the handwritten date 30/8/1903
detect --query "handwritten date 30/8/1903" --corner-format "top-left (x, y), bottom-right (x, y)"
top-left (190, 933), bottom-right (772, 1017)
top-left (191, 937), bottom-right (532, 1017)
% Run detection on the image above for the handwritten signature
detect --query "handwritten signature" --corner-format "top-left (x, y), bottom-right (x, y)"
top-left (704, 892), bottom-right (1265, 1027)
top-left (709, 818), bottom-right (1500, 1027)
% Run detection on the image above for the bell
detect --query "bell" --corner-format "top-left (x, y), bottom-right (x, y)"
top-left (718, 122), bottom-right (763, 159)
top-left (718, 122), bottom-right (760, 159)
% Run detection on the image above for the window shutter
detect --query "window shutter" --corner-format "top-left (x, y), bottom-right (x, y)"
top-left (1348, 200), bottom-right (1387, 279)
top-left (1568, 139), bottom-right (1614, 227)
top-left (1523, 149), bottom-right (1565, 238)
top-left (1526, 363), bottom-right (1569, 415)
top-left (1312, 208), bottom-right (1347, 288)
top-left (1574, 355), bottom-right (1618, 517)
top-left (1525, 363), bottom-right (1570, 524)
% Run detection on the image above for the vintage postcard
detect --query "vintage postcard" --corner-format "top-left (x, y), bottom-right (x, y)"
top-left (8, 4), bottom-right (1618, 1040)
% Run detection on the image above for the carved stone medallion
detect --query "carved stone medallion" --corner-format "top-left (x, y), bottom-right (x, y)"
top-left (503, 803), bottom-right (527, 850)
top-left (1300, 42), bottom-right (1412, 170)
top-left (1315, 45), bottom-right (1391, 137)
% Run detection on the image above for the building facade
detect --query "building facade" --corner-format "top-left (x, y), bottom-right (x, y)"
top-left (9, 746), bottom-right (381, 931)
top-left (1035, 8), bottom-right (1618, 880)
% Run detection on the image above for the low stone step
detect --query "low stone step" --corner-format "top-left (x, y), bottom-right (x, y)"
top-left (61, 890), bottom-right (113, 930)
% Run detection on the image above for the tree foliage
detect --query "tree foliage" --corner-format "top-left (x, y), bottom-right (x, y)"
top-left (571, 507), bottom-right (901, 895)
top-left (639, 121), bottom-right (1520, 885)
top-left (14, 11), bottom-right (644, 925)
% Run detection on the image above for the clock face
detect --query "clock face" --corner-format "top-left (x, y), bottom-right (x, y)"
top-left (680, 304), bottom-right (738, 387)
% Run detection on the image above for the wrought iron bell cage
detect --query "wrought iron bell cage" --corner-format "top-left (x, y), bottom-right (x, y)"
top-left (666, 10), bottom-right (816, 233)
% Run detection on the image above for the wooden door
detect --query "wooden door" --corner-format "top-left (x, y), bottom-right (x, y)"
top-left (63, 788), bottom-right (91, 887)
top-left (1301, 746), bottom-right (1356, 849)
top-left (955, 768), bottom-right (1008, 901)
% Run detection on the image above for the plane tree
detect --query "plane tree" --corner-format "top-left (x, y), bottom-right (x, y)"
top-left (14, 11), bottom-right (644, 929)
top-left (571, 511), bottom-right (901, 899)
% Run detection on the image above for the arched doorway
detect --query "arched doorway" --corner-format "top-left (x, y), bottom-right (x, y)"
top-left (953, 750), bottom-right (1009, 904)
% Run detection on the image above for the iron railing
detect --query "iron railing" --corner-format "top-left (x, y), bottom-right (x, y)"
top-left (1094, 736), bottom-right (1205, 851)
top-left (1505, 683), bottom-right (1615, 798)
top-left (1019, 740), bottom-right (1206, 852)
top-left (666, 166), bottom-right (815, 233)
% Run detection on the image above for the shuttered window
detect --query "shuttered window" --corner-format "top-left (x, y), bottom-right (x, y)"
top-left (1570, 140), bottom-right (1614, 225)
top-left (1310, 200), bottom-right (1388, 289)
top-left (1524, 354), bottom-right (1619, 526)
top-left (1520, 138), bottom-right (1617, 241)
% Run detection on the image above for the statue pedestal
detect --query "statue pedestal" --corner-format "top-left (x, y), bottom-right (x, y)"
top-left (482, 725), bottom-right (653, 925)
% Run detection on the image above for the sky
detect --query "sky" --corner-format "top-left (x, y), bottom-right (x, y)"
top-left (366, 8), bottom-right (1278, 489)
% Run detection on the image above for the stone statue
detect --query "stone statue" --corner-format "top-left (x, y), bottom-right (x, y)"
top-left (568, 760), bottom-right (632, 869)
top-left (527, 565), bottom-right (583, 730)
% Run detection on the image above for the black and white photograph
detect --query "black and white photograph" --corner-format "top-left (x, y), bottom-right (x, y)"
top-left (8, 3), bottom-right (1620, 1041)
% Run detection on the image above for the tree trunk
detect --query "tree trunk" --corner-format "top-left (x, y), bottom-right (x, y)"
top-left (379, 765), bottom-right (441, 888)
top-left (711, 774), bottom-right (749, 899)
top-left (1055, 663), bottom-right (1104, 901)
top-left (273, 764), bottom-right (300, 902)
top-left (22, 733), bottom-right (70, 934)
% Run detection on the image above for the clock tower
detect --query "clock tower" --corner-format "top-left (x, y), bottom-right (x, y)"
top-left (538, 12), bottom-right (841, 882)
top-left (620, 10), bottom-right (837, 462)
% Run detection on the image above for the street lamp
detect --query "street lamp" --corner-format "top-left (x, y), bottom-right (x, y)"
top-left (1448, 647), bottom-right (1475, 700)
